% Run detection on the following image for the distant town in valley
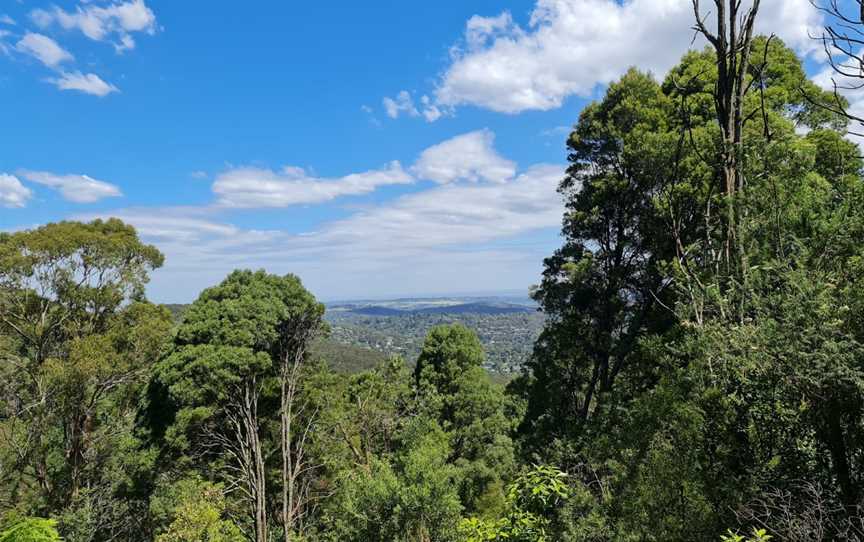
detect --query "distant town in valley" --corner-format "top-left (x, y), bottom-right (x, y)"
top-left (168, 295), bottom-right (544, 375)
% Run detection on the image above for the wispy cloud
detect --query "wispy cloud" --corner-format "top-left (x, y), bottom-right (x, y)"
top-left (382, 90), bottom-right (419, 119)
top-left (48, 71), bottom-right (119, 96)
top-left (382, 90), bottom-right (443, 121)
top-left (31, 0), bottom-right (157, 52)
top-left (73, 130), bottom-right (565, 300)
top-left (212, 161), bottom-right (413, 208)
top-left (209, 129), bottom-right (520, 209)
top-left (16, 32), bottom-right (73, 67)
top-left (19, 170), bottom-right (122, 202)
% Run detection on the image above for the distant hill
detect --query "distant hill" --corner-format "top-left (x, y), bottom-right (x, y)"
top-left (327, 295), bottom-right (538, 317)
top-left (350, 306), bottom-right (406, 316)
top-left (412, 302), bottom-right (533, 315)
top-left (343, 302), bottom-right (533, 316)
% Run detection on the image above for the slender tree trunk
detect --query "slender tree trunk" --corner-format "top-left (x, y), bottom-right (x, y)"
top-left (229, 378), bottom-right (268, 542)
top-left (281, 359), bottom-right (295, 542)
top-left (281, 330), bottom-right (309, 542)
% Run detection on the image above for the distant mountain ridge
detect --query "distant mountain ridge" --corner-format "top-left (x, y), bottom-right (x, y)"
top-left (325, 295), bottom-right (538, 317)
top-left (343, 302), bottom-right (535, 316)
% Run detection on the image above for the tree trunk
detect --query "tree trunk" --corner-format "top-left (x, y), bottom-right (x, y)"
top-left (692, 0), bottom-right (761, 320)
top-left (228, 378), bottom-right (268, 542)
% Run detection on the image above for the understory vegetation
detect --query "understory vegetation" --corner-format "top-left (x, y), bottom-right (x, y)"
top-left (3, 2), bottom-right (864, 540)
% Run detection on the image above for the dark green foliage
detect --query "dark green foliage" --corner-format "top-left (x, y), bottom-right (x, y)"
top-left (516, 35), bottom-right (864, 542)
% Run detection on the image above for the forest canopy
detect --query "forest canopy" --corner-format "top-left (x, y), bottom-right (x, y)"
top-left (3, 3), bottom-right (864, 541)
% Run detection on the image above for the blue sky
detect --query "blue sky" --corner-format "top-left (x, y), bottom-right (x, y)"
top-left (0, 0), bottom-right (845, 302)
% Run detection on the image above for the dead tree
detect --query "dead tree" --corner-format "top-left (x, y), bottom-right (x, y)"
top-left (691, 0), bottom-right (762, 320)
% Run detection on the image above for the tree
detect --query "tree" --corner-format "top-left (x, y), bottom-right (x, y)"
top-left (458, 465), bottom-right (571, 542)
top-left (151, 270), bottom-right (325, 542)
top-left (153, 478), bottom-right (244, 542)
top-left (691, 0), bottom-right (762, 294)
top-left (0, 220), bottom-right (168, 540)
top-left (414, 325), bottom-right (515, 512)
top-left (520, 69), bottom-right (676, 451)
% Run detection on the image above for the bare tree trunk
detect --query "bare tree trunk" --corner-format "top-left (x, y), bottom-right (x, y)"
top-left (281, 357), bottom-right (296, 542)
top-left (223, 377), bottom-right (268, 542)
top-left (279, 315), bottom-right (321, 542)
top-left (692, 0), bottom-right (761, 321)
top-left (279, 326), bottom-right (313, 542)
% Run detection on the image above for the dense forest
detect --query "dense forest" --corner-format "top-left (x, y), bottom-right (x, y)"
top-left (3, 2), bottom-right (864, 541)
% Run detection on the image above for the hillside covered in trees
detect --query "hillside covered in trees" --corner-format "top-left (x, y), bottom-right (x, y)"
top-left (4, 2), bottom-right (864, 541)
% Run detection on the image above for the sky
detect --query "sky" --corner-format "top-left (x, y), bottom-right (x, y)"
top-left (0, 0), bottom-right (856, 302)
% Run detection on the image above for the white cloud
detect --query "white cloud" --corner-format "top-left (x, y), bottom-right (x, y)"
top-left (0, 15), bottom-right (15, 26)
top-left (420, 95), bottom-right (443, 121)
top-left (70, 130), bottom-right (565, 300)
top-left (19, 170), bottom-right (122, 203)
top-left (382, 90), bottom-right (419, 119)
top-left (382, 90), bottom-right (445, 122)
top-left (0, 174), bottom-right (32, 208)
top-left (80, 163), bottom-right (564, 301)
top-left (422, 0), bottom-right (824, 115)
top-left (49, 71), bottom-right (118, 96)
top-left (211, 130), bottom-right (521, 208)
top-left (412, 129), bottom-right (516, 184)
top-left (31, 0), bottom-right (157, 52)
top-left (16, 32), bottom-right (73, 67)
top-left (317, 163), bottom-right (563, 251)
top-left (212, 161), bottom-right (413, 208)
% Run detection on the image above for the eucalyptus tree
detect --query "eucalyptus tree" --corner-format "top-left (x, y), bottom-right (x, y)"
top-left (151, 270), bottom-right (324, 542)
top-left (0, 219), bottom-right (170, 539)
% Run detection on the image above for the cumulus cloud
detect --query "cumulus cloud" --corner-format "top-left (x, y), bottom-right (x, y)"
top-left (0, 15), bottom-right (16, 26)
top-left (212, 161), bottom-right (413, 208)
top-left (31, 0), bottom-right (157, 52)
top-left (19, 170), bottom-right (122, 203)
top-left (0, 174), bottom-right (32, 208)
top-left (412, 129), bottom-right (516, 184)
top-left (409, 0), bottom-right (825, 115)
top-left (16, 32), bottom-right (73, 67)
top-left (49, 71), bottom-right (118, 96)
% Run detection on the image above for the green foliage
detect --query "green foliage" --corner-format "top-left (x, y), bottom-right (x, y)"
top-left (320, 420), bottom-right (463, 542)
top-left (458, 465), bottom-right (569, 542)
top-left (0, 518), bottom-right (62, 542)
top-left (720, 528), bottom-right (772, 542)
top-left (152, 479), bottom-right (243, 542)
